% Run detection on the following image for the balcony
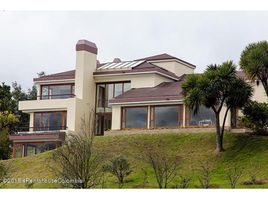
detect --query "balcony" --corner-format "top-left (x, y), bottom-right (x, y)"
top-left (9, 126), bottom-right (67, 143)
top-left (37, 94), bottom-right (75, 100)
top-left (19, 97), bottom-right (76, 113)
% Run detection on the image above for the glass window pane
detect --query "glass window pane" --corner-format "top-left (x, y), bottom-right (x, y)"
top-left (15, 144), bottom-right (22, 158)
top-left (114, 83), bottom-right (123, 97)
top-left (96, 84), bottom-right (105, 113)
top-left (123, 83), bottom-right (131, 92)
top-left (189, 106), bottom-right (215, 127)
top-left (154, 106), bottom-right (179, 128)
top-left (34, 113), bottom-right (41, 131)
top-left (49, 112), bottom-right (63, 130)
top-left (124, 107), bottom-right (147, 128)
top-left (50, 85), bottom-right (72, 99)
top-left (41, 86), bottom-right (49, 99)
top-left (25, 145), bottom-right (36, 157)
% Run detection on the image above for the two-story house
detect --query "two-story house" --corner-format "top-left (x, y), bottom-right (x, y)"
top-left (9, 39), bottom-right (267, 158)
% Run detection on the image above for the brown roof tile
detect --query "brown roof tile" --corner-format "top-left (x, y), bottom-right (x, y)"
top-left (33, 70), bottom-right (75, 82)
top-left (94, 62), bottom-right (180, 80)
top-left (136, 53), bottom-right (196, 68)
top-left (109, 77), bottom-right (186, 104)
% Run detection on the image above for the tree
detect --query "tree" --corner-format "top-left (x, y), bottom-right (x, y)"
top-left (137, 141), bottom-right (180, 189)
top-left (182, 61), bottom-right (253, 152)
top-left (50, 115), bottom-right (103, 188)
top-left (0, 82), bottom-right (15, 112)
top-left (242, 101), bottom-right (268, 135)
top-left (240, 41), bottom-right (268, 97)
top-left (0, 112), bottom-right (18, 160)
top-left (103, 156), bottom-right (132, 188)
top-left (0, 162), bottom-right (9, 187)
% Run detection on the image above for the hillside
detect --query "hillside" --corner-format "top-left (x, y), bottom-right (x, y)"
top-left (2, 132), bottom-right (268, 188)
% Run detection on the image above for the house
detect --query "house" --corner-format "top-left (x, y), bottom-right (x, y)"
top-left (9, 39), bottom-right (268, 158)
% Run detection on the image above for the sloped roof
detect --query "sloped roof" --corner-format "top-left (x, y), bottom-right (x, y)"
top-left (109, 75), bottom-right (187, 104)
top-left (136, 53), bottom-right (196, 68)
top-left (33, 70), bottom-right (75, 82)
top-left (93, 62), bottom-right (180, 80)
top-left (33, 53), bottom-right (193, 82)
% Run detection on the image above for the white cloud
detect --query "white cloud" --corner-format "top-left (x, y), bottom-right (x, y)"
top-left (0, 11), bottom-right (268, 89)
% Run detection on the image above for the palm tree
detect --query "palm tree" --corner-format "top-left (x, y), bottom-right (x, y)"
top-left (240, 41), bottom-right (268, 97)
top-left (182, 61), bottom-right (253, 152)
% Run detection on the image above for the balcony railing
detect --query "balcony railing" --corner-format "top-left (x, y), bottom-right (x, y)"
top-left (38, 94), bottom-right (75, 100)
top-left (13, 126), bottom-right (67, 134)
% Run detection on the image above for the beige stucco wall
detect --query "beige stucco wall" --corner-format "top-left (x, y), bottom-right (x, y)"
top-left (150, 60), bottom-right (194, 77)
top-left (111, 105), bottom-right (121, 130)
top-left (94, 73), bottom-right (172, 89)
top-left (251, 83), bottom-right (267, 103)
top-left (74, 50), bottom-right (97, 133)
top-left (19, 98), bottom-right (77, 132)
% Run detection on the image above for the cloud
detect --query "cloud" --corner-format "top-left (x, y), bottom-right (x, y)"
top-left (0, 11), bottom-right (267, 90)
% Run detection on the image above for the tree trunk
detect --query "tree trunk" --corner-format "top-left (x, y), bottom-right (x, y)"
top-left (215, 113), bottom-right (224, 153)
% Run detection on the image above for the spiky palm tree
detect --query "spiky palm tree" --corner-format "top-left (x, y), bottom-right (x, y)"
top-left (182, 61), bottom-right (253, 152)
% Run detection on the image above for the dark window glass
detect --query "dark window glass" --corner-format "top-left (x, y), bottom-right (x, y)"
top-left (96, 84), bottom-right (105, 113)
top-left (123, 107), bottom-right (147, 128)
top-left (114, 83), bottom-right (123, 97)
top-left (41, 84), bottom-right (74, 99)
top-left (34, 112), bottom-right (66, 131)
top-left (154, 106), bottom-right (179, 128)
top-left (188, 106), bottom-right (215, 127)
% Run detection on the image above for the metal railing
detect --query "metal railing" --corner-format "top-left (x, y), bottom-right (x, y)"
top-left (13, 126), bottom-right (67, 134)
top-left (38, 94), bottom-right (75, 100)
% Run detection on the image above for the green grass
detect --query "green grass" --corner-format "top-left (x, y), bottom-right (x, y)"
top-left (2, 132), bottom-right (268, 188)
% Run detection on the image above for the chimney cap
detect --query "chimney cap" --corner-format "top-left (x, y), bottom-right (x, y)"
top-left (76, 39), bottom-right (98, 54)
top-left (113, 58), bottom-right (121, 63)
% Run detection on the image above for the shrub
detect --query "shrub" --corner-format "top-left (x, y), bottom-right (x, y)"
top-left (198, 161), bottom-right (212, 189)
top-left (242, 101), bottom-right (268, 135)
top-left (225, 165), bottom-right (243, 189)
top-left (50, 115), bottom-right (103, 189)
top-left (0, 162), bottom-right (9, 187)
top-left (103, 156), bottom-right (132, 188)
top-left (176, 175), bottom-right (192, 189)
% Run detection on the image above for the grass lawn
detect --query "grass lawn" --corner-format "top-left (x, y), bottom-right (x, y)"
top-left (2, 132), bottom-right (268, 189)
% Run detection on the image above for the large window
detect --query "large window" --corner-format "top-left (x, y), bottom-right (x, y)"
top-left (122, 107), bottom-right (148, 129)
top-left (96, 82), bottom-right (131, 113)
top-left (186, 106), bottom-right (215, 127)
top-left (34, 111), bottom-right (67, 131)
top-left (41, 84), bottom-right (75, 100)
top-left (150, 105), bottom-right (183, 128)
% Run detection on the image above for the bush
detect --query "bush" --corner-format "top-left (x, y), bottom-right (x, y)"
top-left (0, 129), bottom-right (11, 160)
top-left (175, 175), bottom-right (192, 189)
top-left (103, 156), bottom-right (132, 188)
top-left (198, 161), bottom-right (212, 189)
top-left (242, 101), bottom-right (268, 135)
top-left (0, 162), bottom-right (9, 187)
top-left (225, 165), bottom-right (243, 189)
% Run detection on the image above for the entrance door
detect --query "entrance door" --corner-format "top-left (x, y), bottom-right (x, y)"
top-left (96, 114), bottom-right (112, 135)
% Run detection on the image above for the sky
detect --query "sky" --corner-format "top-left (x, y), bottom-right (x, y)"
top-left (0, 11), bottom-right (268, 90)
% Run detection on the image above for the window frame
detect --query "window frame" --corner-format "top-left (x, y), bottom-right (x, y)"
top-left (95, 81), bottom-right (131, 114)
top-left (150, 105), bottom-right (183, 129)
top-left (121, 106), bottom-right (148, 129)
top-left (33, 111), bottom-right (67, 131)
top-left (40, 83), bottom-right (75, 100)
